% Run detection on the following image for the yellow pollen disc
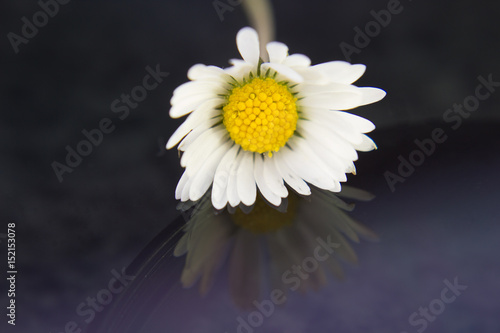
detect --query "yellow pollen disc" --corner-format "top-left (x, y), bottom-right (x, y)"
top-left (230, 194), bottom-right (298, 234)
top-left (223, 77), bottom-right (298, 156)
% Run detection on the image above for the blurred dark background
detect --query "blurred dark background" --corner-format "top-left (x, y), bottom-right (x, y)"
top-left (1, 0), bottom-right (499, 332)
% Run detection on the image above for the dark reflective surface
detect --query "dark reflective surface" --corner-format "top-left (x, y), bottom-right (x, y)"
top-left (81, 122), bottom-right (500, 333)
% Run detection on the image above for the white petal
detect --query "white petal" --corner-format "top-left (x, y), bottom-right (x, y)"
top-left (331, 111), bottom-right (375, 133)
top-left (358, 87), bottom-right (386, 106)
top-left (273, 152), bottom-right (311, 196)
top-left (170, 95), bottom-right (224, 119)
top-left (189, 141), bottom-right (232, 201)
top-left (296, 133), bottom-right (348, 182)
top-left (285, 139), bottom-right (340, 191)
top-left (228, 58), bottom-right (248, 66)
top-left (170, 87), bottom-right (222, 106)
top-left (297, 128), bottom-right (353, 178)
top-left (224, 61), bottom-right (256, 81)
top-left (297, 82), bottom-right (359, 96)
top-left (187, 64), bottom-right (229, 80)
top-left (170, 80), bottom-right (224, 104)
top-left (175, 171), bottom-right (189, 200)
top-left (312, 61), bottom-right (366, 84)
top-left (187, 64), bottom-right (206, 80)
top-left (283, 53), bottom-right (311, 68)
top-left (294, 138), bottom-right (342, 191)
top-left (279, 146), bottom-right (321, 188)
top-left (339, 64), bottom-right (366, 84)
top-left (263, 156), bottom-right (288, 197)
top-left (254, 155), bottom-right (281, 206)
top-left (300, 118), bottom-right (358, 158)
top-left (312, 61), bottom-right (349, 78)
top-left (166, 99), bottom-right (222, 149)
top-left (227, 150), bottom-right (244, 207)
top-left (266, 42), bottom-right (288, 63)
top-left (212, 145), bottom-right (239, 210)
top-left (180, 176), bottom-right (193, 202)
top-left (237, 153), bottom-right (257, 206)
top-left (181, 126), bottom-right (226, 170)
top-left (342, 162), bottom-right (356, 175)
top-left (262, 62), bottom-right (304, 83)
top-left (178, 123), bottom-right (209, 152)
top-left (351, 134), bottom-right (377, 152)
top-left (300, 91), bottom-right (362, 110)
top-left (302, 109), bottom-right (365, 145)
top-left (236, 27), bottom-right (260, 66)
top-left (293, 67), bottom-right (328, 84)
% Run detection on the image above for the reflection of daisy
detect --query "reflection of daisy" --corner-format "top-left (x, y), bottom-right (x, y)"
top-left (174, 187), bottom-right (377, 308)
top-left (167, 27), bottom-right (385, 209)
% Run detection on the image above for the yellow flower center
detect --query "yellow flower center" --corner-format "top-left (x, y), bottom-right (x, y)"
top-left (230, 194), bottom-right (298, 234)
top-left (222, 77), bottom-right (298, 156)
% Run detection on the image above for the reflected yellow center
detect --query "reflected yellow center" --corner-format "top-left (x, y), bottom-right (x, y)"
top-left (230, 194), bottom-right (298, 234)
top-left (222, 77), bottom-right (298, 157)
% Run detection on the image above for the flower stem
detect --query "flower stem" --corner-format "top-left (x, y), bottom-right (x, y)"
top-left (242, 0), bottom-right (275, 61)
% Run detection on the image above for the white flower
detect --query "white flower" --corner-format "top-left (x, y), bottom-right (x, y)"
top-left (174, 187), bottom-right (378, 308)
top-left (167, 27), bottom-right (386, 209)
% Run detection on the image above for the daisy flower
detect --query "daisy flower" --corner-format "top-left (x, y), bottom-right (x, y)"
top-left (174, 187), bottom-right (378, 308)
top-left (167, 27), bottom-right (386, 210)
